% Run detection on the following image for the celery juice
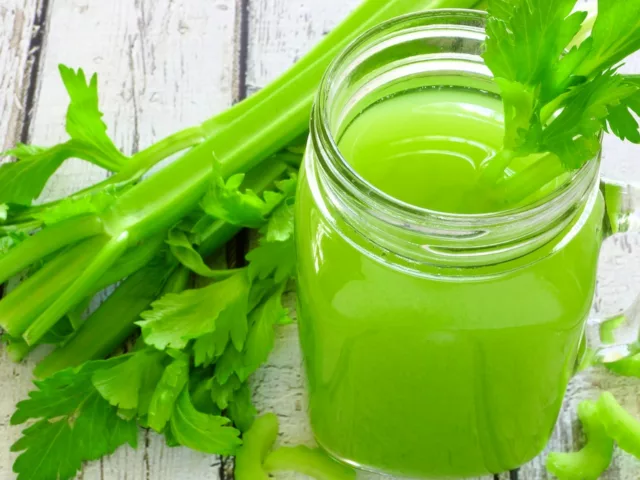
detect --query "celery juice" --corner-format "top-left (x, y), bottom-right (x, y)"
top-left (340, 88), bottom-right (505, 213)
top-left (296, 87), bottom-right (604, 477)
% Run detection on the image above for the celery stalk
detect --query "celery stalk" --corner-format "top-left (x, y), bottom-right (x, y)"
top-left (34, 160), bottom-right (290, 376)
top-left (33, 263), bottom-right (172, 378)
top-left (23, 232), bottom-right (130, 345)
top-left (1, 0), bottom-right (485, 363)
top-left (0, 215), bottom-right (104, 285)
top-left (0, 237), bottom-right (110, 337)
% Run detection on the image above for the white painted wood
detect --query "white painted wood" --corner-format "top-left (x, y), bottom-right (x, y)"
top-left (0, 0), bottom-right (40, 153)
top-left (0, 2), bottom-right (48, 478)
top-left (0, 0), bottom-right (238, 478)
top-left (245, 0), bottom-right (360, 95)
top-left (2, 0), bottom-right (640, 479)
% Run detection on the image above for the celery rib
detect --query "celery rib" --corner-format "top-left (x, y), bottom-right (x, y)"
top-left (33, 264), bottom-right (171, 378)
top-left (0, 237), bottom-right (110, 337)
top-left (0, 215), bottom-right (104, 285)
top-left (23, 232), bottom-right (130, 345)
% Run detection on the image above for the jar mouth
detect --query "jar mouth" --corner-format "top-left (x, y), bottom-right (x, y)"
top-left (309, 8), bottom-right (600, 271)
top-left (314, 8), bottom-right (596, 227)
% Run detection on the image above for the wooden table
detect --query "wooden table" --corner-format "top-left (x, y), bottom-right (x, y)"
top-left (1, 0), bottom-right (639, 478)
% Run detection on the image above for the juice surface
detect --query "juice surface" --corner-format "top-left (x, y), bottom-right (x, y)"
top-left (339, 88), bottom-right (504, 213)
top-left (295, 88), bottom-right (604, 477)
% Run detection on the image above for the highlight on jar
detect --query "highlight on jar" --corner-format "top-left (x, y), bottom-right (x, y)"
top-left (2, 1), bottom-right (640, 480)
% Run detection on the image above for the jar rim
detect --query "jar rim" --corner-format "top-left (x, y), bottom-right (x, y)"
top-left (308, 8), bottom-right (600, 272)
top-left (313, 8), bottom-right (597, 231)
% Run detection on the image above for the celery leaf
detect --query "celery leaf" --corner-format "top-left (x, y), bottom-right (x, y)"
top-left (576, 0), bottom-right (640, 78)
top-left (246, 237), bottom-right (296, 283)
top-left (484, 0), bottom-right (587, 151)
top-left (92, 349), bottom-right (168, 418)
top-left (484, 0), bottom-right (585, 89)
top-left (214, 285), bottom-right (290, 384)
top-left (11, 359), bottom-right (138, 480)
top-left (241, 285), bottom-right (290, 377)
top-left (202, 170), bottom-right (281, 228)
top-left (147, 353), bottom-right (190, 432)
top-left (138, 271), bottom-right (250, 351)
top-left (0, 144), bottom-right (69, 205)
top-left (542, 71), bottom-right (640, 168)
top-left (169, 388), bottom-right (241, 455)
top-left (58, 65), bottom-right (127, 171)
top-left (484, 0), bottom-right (640, 176)
top-left (166, 228), bottom-right (226, 277)
top-left (228, 382), bottom-right (258, 432)
top-left (0, 67), bottom-right (126, 206)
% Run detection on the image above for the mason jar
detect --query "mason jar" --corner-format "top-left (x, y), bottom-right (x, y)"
top-left (294, 9), bottom-right (612, 478)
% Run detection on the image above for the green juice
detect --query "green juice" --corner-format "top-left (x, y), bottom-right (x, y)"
top-left (295, 88), bottom-right (604, 477)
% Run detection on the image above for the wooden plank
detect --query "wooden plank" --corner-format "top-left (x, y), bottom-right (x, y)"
top-left (0, 1), bottom-right (49, 478)
top-left (2, 1), bottom-right (640, 479)
top-left (0, 0), bottom-right (240, 478)
top-left (244, 0), bottom-right (359, 95)
top-left (0, 0), bottom-right (42, 152)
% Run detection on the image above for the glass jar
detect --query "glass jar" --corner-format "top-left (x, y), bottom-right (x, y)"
top-left (295, 10), bottom-right (606, 478)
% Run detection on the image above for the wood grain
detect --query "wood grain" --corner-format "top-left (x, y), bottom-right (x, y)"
top-left (0, 1), bottom-right (49, 477)
top-left (1, 0), bottom-right (640, 479)
top-left (0, 0), bottom-right (42, 153)
top-left (0, 0), bottom-right (240, 478)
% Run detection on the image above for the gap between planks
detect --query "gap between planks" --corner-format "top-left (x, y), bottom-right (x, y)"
top-left (18, 0), bottom-right (50, 145)
top-left (228, 0), bottom-right (252, 275)
top-left (221, 0), bottom-right (252, 477)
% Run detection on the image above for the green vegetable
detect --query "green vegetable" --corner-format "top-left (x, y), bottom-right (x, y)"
top-left (228, 383), bottom-right (258, 433)
top-left (201, 167), bottom-right (283, 228)
top-left (265, 446), bottom-right (356, 480)
top-left (147, 353), bottom-right (190, 432)
top-left (0, 0), bottom-right (473, 348)
top-left (169, 388), bottom-right (242, 455)
top-left (603, 351), bottom-right (640, 377)
top-left (10, 359), bottom-right (138, 480)
top-left (597, 391), bottom-right (640, 458)
top-left (11, 168), bottom-right (296, 476)
top-left (92, 348), bottom-right (168, 418)
top-left (33, 258), bottom-right (176, 377)
top-left (139, 271), bottom-right (251, 351)
top-left (235, 413), bottom-right (357, 480)
top-left (0, 67), bottom-right (126, 207)
top-left (235, 413), bottom-right (279, 480)
top-left (482, 0), bottom-right (640, 200)
top-left (600, 313), bottom-right (627, 344)
top-left (546, 400), bottom-right (613, 480)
